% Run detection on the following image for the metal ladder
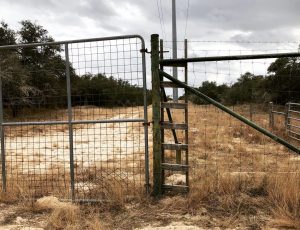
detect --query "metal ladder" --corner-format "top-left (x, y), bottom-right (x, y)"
top-left (159, 39), bottom-right (189, 193)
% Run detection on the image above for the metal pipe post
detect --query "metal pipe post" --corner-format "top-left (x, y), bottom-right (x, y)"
top-left (184, 38), bottom-right (189, 187)
top-left (140, 37), bottom-right (150, 194)
top-left (65, 43), bottom-right (75, 201)
top-left (160, 39), bottom-right (165, 185)
top-left (0, 68), bottom-right (6, 192)
top-left (151, 34), bottom-right (162, 196)
top-left (0, 35), bottom-right (146, 50)
top-left (172, 0), bottom-right (178, 101)
top-left (160, 52), bottom-right (300, 67)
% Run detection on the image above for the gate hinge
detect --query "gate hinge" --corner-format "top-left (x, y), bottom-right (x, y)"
top-left (143, 121), bottom-right (153, 126)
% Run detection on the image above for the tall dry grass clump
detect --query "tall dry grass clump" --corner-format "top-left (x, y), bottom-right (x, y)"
top-left (188, 174), bottom-right (268, 215)
top-left (35, 196), bottom-right (109, 229)
top-left (187, 171), bottom-right (300, 228)
top-left (267, 174), bottom-right (300, 229)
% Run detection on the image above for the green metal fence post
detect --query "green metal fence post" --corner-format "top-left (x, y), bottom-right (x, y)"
top-left (151, 34), bottom-right (162, 196)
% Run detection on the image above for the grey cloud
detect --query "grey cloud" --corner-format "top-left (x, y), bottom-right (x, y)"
top-left (187, 0), bottom-right (300, 32)
top-left (76, 0), bottom-right (116, 19)
top-left (231, 29), bottom-right (298, 43)
top-left (1, 0), bottom-right (300, 44)
top-left (10, 0), bottom-right (118, 32)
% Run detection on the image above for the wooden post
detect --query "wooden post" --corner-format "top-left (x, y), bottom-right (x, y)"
top-left (285, 102), bottom-right (291, 133)
top-left (249, 103), bottom-right (253, 121)
top-left (269, 102), bottom-right (274, 129)
top-left (151, 34), bottom-right (162, 196)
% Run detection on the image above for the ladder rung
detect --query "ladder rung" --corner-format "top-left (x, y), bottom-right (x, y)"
top-left (161, 102), bottom-right (187, 109)
top-left (162, 184), bottom-right (189, 193)
top-left (161, 122), bottom-right (188, 130)
top-left (162, 143), bottom-right (188, 151)
top-left (162, 163), bottom-right (189, 172)
top-left (160, 81), bottom-right (182, 88)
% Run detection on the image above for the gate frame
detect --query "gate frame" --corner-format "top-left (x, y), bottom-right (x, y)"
top-left (0, 35), bottom-right (150, 200)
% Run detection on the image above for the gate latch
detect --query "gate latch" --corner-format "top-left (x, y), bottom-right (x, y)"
top-left (143, 121), bottom-right (153, 126)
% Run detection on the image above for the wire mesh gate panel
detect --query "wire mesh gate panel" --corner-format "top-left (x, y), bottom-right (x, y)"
top-left (152, 34), bottom-right (300, 196)
top-left (0, 35), bottom-right (149, 201)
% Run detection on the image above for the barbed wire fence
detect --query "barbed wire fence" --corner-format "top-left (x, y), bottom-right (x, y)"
top-left (0, 35), bottom-right (149, 202)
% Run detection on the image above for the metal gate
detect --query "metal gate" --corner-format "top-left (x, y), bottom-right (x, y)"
top-left (286, 102), bottom-right (300, 142)
top-left (269, 102), bottom-right (300, 143)
top-left (0, 35), bottom-right (149, 201)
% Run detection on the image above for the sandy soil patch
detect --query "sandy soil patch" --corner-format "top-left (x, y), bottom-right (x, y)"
top-left (5, 112), bottom-right (145, 174)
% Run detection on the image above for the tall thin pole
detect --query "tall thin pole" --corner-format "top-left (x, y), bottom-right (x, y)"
top-left (0, 67), bottom-right (6, 192)
top-left (172, 0), bottom-right (178, 101)
top-left (151, 34), bottom-right (162, 196)
top-left (65, 43), bottom-right (75, 201)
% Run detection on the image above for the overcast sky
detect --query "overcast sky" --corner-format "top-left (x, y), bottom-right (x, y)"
top-left (1, 0), bottom-right (300, 88)
top-left (1, 0), bottom-right (300, 43)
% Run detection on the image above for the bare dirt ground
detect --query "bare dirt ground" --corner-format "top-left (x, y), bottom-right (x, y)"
top-left (1, 103), bottom-right (300, 229)
top-left (0, 194), bottom-right (282, 229)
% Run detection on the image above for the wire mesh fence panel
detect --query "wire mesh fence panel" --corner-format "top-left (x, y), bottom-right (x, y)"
top-left (0, 35), bottom-right (149, 201)
top-left (159, 39), bottom-right (300, 194)
top-left (287, 103), bottom-right (300, 142)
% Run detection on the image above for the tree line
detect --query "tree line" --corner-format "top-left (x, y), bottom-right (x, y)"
top-left (187, 56), bottom-right (300, 106)
top-left (0, 21), bottom-right (148, 117)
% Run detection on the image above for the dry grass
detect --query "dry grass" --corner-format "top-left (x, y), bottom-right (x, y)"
top-left (1, 166), bottom-right (145, 205)
top-left (267, 174), bottom-right (300, 229)
top-left (34, 196), bottom-right (109, 229)
top-left (163, 102), bottom-right (300, 228)
top-left (1, 103), bottom-right (300, 229)
top-left (186, 173), bottom-right (300, 228)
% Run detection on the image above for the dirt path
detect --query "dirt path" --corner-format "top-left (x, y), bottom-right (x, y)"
top-left (5, 112), bottom-right (145, 174)
top-left (0, 203), bottom-right (46, 230)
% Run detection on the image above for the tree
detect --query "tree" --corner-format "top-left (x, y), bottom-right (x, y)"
top-left (265, 57), bottom-right (300, 104)
top-left (1, 55), bottom-right (39, 117)
top-left (72, 73), bottom-right (146, 107)
top-left (18, 20), bottom-right (77, 107)
top-left (0, 21), bottom-right (40, 117)
top-left (0, 21), bottom-right (16, 46)
top-left (224, 72), bottom-right (264, 105)
top-left (187, 81), bottom-right (229, 105)
top-left (0, 21), bottom-right (75, 116)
